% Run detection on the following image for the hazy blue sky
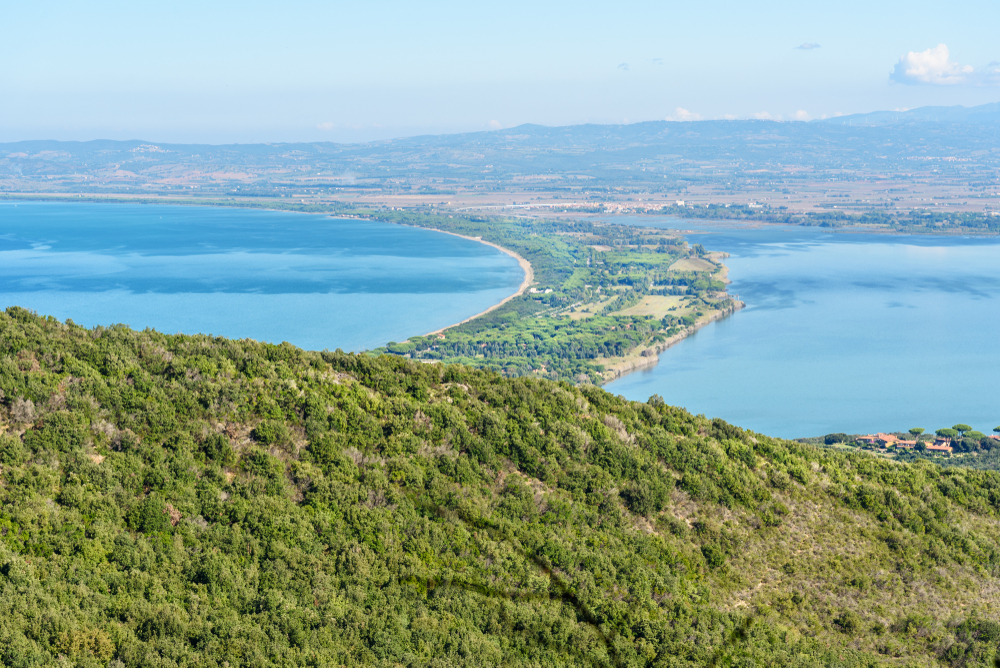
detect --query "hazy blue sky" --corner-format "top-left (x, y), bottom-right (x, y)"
top-left (3, 0), bottom-right (999, 143)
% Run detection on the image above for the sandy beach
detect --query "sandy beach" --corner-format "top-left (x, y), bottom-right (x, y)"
top-left (419, 228), bottom-right (534, 336)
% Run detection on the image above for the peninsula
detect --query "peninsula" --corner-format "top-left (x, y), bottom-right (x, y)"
top-left (0, 192), bottom-right (743, 385)
top-left (367, 210), bottom-right (743, 384)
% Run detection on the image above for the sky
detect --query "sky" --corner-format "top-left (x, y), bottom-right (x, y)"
top-left (3, 0), bottom-right (1000, 143)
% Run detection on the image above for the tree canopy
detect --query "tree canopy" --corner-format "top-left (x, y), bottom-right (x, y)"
top-left (2, 307), bottom-right (1000, 667)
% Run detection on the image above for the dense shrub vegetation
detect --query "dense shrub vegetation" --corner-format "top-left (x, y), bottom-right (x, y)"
top-left (2, 307), bottom-right (1000, 666)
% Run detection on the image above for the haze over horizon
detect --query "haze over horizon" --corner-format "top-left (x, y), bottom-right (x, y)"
top-left (3, 0), bottom-right (1000, 144)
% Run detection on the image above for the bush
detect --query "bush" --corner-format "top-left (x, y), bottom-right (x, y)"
top-left (241, 450), bottom-right (284, 479)
top-left (835, 610), bottom-right (864, 635)
top-left (252, 419), bottom-right (292, 447)
top-left (22, 411), bottom-right (87, 453)
top-left (200, 433), bottom-right (235, 465)
top-left (10, 397), bottom-right (35, 423)
top-left (702, 543), bottom-right (726, 569)
top-left (620, 481), bottom-right (669, 516)
top-left (0, 434), bottom-right (26, 466)
top-left (127, 495), bottom-right (170, 534)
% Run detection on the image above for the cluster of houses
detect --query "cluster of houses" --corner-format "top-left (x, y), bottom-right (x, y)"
top-left (856, 433), bottom-right (954, 453)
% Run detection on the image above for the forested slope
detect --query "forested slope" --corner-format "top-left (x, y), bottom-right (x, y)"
top-left (2, 307), bottom-right (1000, 667)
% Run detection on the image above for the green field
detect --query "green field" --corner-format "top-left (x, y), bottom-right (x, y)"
top-left (667, 257), bottom-right (716, 272)
top-left (617, 295), bottom-right (687, 318)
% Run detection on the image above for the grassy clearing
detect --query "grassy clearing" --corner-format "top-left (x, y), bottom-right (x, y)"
top-left (669, 257), bottom-right (717, 272)
top-left (568, 297), bottom-right (618, 320)
top-left (618, 295), bottom-right (687, 318)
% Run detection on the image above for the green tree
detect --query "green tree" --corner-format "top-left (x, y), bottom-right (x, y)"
top-left (909, 428), bottom-right (924, 437)
top-left (127, 495), bottom-right (170, 534)
top-left (10, 306), bottom-right (1000, 667)
top-left (937, 428), bottom-right (959, 438)
top-left (953, 424), bottom-right (973, 436)
top-left (251, 419), bottom-right (292, 448)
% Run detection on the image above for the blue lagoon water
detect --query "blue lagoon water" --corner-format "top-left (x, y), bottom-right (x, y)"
top-left (0, 201), bottom-right (524, 352)
top-left (604, 218), bottom-right (1000, 438)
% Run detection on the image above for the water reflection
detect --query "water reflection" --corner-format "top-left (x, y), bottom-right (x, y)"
top-left (0, 201), bottom-right (523, 352)
top-left (603, 216), bottom-right (1000, 438)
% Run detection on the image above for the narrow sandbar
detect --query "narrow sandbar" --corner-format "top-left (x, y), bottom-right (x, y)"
top-left (406, 227), bottom-right (533, 336)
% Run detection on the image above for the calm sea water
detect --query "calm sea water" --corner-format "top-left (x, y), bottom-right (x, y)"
top-left (0, 201), bottom-right (523, 352)
top-left (604, 218), bottom-right (1000, 438)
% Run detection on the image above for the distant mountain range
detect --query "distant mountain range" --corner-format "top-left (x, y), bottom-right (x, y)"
top-left (819, 101), bottom-right (1000, 125)
top-left (3, 104), bottom-right (1000, 186)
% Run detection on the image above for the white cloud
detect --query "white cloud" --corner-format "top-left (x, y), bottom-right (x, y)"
top-left (722, 114), bottom-right (737, 120)
top-left (317, 122), bottom-right (335, 131)
top-left (665, 107), bottom-right (701, 121)
top-left (793, 110), bottom-right (811, 121)
top-left (796, 43), bottom-right (820, 50)
top-left (979, 61), bottom-right (1000, 86)
top-left (488, 120), bottom-right (502, 129)
top-left (890, 44), bottom-right (972, 85)
top-left (753, 111), bottom-right (774, 120)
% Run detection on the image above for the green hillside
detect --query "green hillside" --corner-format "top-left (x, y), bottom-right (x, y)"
top-left (2, 306), bottom-right (1000, 667)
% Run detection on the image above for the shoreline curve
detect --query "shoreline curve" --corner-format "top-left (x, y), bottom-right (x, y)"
top-left (600, 300), bottom-right (745, 384)
top-left (399, 226), bottom-right (534, 336)
top-left (395, 221), bottom-right (743, 386)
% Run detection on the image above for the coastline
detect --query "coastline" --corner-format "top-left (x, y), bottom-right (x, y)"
top-left (403, 226), bottom-right (534, 336)
top-left (599, 299), bottom-right (745, 383)
top-left (395, 221), bottom-right (744, 385)
top-left (0, 197), bottom-right (538, 355)
top-left (597, 250), bottom-right (743, 383)
top-left (6, 196), bottom-right (741, 386)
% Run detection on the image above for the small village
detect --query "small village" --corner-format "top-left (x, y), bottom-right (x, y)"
top-left (857, 432), bottom-right (954, 453)
top-left (850, 427), bottom-right (1000, 456)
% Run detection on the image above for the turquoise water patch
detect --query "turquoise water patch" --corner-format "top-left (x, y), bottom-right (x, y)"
top-left (604, 218), bottom-right (1000, 438)
top-left (0, 201), bottom-right (523, 351)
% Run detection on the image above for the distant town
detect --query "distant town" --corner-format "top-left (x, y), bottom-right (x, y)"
top-left (4, 112), bottom-right (1000, 237)
top-left (808, 425), bottom-right (1000, 458)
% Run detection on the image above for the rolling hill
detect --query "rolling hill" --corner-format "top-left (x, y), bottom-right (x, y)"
top-left (2, 307), bottom-right (1000, 666)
